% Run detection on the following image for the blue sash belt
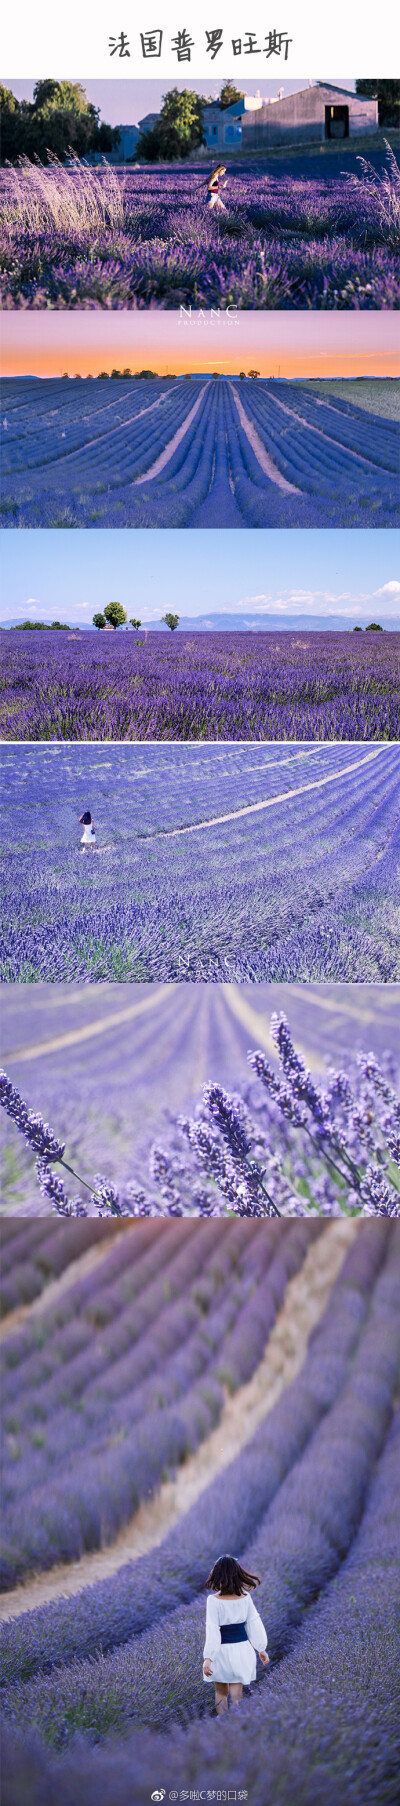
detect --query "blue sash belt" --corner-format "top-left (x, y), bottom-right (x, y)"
top-left (220, 1623), bottom-right (248, 1644)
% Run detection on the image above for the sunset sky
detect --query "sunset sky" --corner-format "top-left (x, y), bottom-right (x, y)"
top-left (2, 313), bottom-right (399, 379)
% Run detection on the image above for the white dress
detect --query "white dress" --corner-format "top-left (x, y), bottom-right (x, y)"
top-left (203, 1591), bottom-right (267, 1685)
top-left (81, 825), bottom-right (95, 845)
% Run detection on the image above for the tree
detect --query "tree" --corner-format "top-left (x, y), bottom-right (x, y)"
top-left (353, 626), bottom-right (363, 631)
top-left (50, 621), bottom-right (71, 629)
top-left (104, 602), bottom-right (127, 629)
top-left (98, 372), bottom-right (109, 379)
top-left (0, 86), bottom-right (23, 162)
top-left (365, 622), bottom-right (384, 631)
top-left (161, 613), bottom-right (180, 631)
top-left (355, 80), bottom-right (400, 127)
top-left (93, 612), bottom-right (106, 629)
top-left (134, 369), bottom-right (158, 379)
top-left (130, 618), bottom-right (142, 631)
top-left (219, 83), bottom-right (244, 110)
top-left (249, 370), bottom-right (260, 378)
top-left (0, 79), bottom-right (120, 164)
top-left (239, 371), bottom-right (246, 379)
top-left (136, 88), bottom-right (206, 161)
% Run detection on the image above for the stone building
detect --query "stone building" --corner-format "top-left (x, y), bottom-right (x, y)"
top-left (241, 82), bottom-right (378, 149)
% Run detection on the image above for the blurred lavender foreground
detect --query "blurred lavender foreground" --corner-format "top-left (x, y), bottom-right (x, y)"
top-left (1, 1005), bottom-right (399, 1220)
top-left (1, 1220), bottom-right (399, 1806)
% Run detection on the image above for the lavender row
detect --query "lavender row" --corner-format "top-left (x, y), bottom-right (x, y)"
top-left (3, 628), bottom-right (399, 744)
top-left (0, 1225), bottom-right (303, 1587)
top-left (1, 1222), bottom-right (223, 1411)
top-left (11, 1399), bottom-right (396, 1806)
top-left (2, 1224), bottom-right (276, 1501)
top-left (0, 1221), bottom-right (121, 1317)
top-left (1, 149), bottom-right (399, 310)
top-left (2, 1224), bottom-right (397, 1744)
top-left (0, 1221), bottom-right (389, 1686)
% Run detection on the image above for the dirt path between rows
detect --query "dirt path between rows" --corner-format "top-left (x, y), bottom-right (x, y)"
top-left (231, 387), bottom-right (300, 494)
top-left (2, 984), bottom-right (174, 1068)
top-left (135, 385), bottom-right (207, 483)
top-left (147, 746), bottom-right (386, 838)
top-left (0, 1221), bottom-right (358, 1620)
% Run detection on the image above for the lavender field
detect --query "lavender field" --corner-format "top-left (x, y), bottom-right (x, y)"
top-left (1, 148), bottom-right (400, 309)
top-left (1, 982), bottom-right (399, 1220)
top-left (2, 626), bottom-right (399, 742)
top-left (1, 743), bottom-right (399, 984)
top-left (1, 1219), bottom-right (399, 1806)
top-left (1, 376), bottom-right (399, 530)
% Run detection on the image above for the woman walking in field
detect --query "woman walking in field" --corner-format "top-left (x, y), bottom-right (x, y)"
top-left (79, 810), bottom-right (96, 854)
top-left (206, 165), bottom-right (228, 212)
top-left (203, 1554), bottom-right (269, 1717)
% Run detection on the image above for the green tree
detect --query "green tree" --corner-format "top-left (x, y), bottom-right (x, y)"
top-left (130, 618), bottom-right (142, 631)
top-left (133, 369), bottom-right (158, 378)
top-left (356, 80), bottom-right (400, 126)
top-left (93, 612), bottom-right (106, 629)
top-left (161, 613), bottom-right (180, 631)
top-left (50, 621), bottom-right (71, 629)
top-left (353, 626), bottom-right (363, 631)
top-left (104, 602), bottom-right (127, 629)
top-left (0, 86), bottom-right (24, 161)
top-left (365, 622), bottom-right (384, 631)
top-left (136, 88), bottom-right (205, 161)
top-left (219, 83), bottom-right (244, 110)
top-left (0, 80), bottom-right (120, 165)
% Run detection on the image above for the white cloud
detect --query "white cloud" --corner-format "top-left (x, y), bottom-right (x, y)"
top-left (374, 581), bottom-right (400, 597)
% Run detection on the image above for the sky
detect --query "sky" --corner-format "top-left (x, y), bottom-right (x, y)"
top-left (2, 313), bottom-right (398, 379)
top-left (3, 78), bottom-right (357, 127)
top-left (2, 527), bottom-right (399, 624)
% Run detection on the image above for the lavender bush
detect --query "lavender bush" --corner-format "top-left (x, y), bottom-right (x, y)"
top-left (1, 1221), bottom-right (399, 1806)
top-left (0, 1222), bottom-right (309, 1585)
top-left (1, 742), bottom-right (399, 984)
top-left (0, 1222), bottom-right (121, 1316)
top-left (0, 1221), bottom-right (383, 1687)
top-left (1, 147), bottom-right (399, 309)
top-left (1, 628), bottom-right (400, 743)
top-left (5, 1224), bottom-right (397, 1745)
top-left (1, 1006), bottom-right (399, 1237)
top-left (1, 376), bottom-right (398, 530)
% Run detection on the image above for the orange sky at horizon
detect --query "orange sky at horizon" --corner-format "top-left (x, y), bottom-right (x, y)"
top-left (1, 313), bottom-right (399, 379)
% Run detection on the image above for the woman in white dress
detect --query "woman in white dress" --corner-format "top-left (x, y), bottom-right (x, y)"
top-left (79, 810), bottom-right (96, 853)
top-left (203, 1554), bottom-right (269, 1715)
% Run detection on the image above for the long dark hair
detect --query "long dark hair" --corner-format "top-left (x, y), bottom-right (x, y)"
top-left (79, 811), bottom-right (92, 824)
top-left (206, 1555), bottom-right (261, 1596)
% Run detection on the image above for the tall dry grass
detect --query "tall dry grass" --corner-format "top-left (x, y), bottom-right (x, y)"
top-left (0, 154), bottom-right (126, 237)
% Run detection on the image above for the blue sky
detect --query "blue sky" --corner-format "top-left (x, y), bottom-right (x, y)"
top-left (4, 78), bottom-right (356, 128)
top-left (1, 529), bottom-right (399, 625)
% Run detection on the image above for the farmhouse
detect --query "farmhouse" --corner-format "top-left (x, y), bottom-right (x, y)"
top-left (241, 83), bottom-right (378, 149)
top-left (202, 94), bottom-right (265, 149)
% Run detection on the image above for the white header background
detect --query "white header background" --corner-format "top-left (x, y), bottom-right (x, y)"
top-left (1, 2), bottom-right (399, 78)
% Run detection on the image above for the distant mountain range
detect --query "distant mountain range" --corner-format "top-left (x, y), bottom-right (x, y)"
top-left (2, 613), bottom-right (399, 632)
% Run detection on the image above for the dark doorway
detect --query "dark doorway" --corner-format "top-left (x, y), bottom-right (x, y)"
top-left (325, 105), bottom-right (349, 139)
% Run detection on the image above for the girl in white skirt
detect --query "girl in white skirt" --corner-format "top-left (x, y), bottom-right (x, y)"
top-left (203, 1554), bottom-right (269, 1715)
top-left (79, 810), bottom-right (96, 853)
